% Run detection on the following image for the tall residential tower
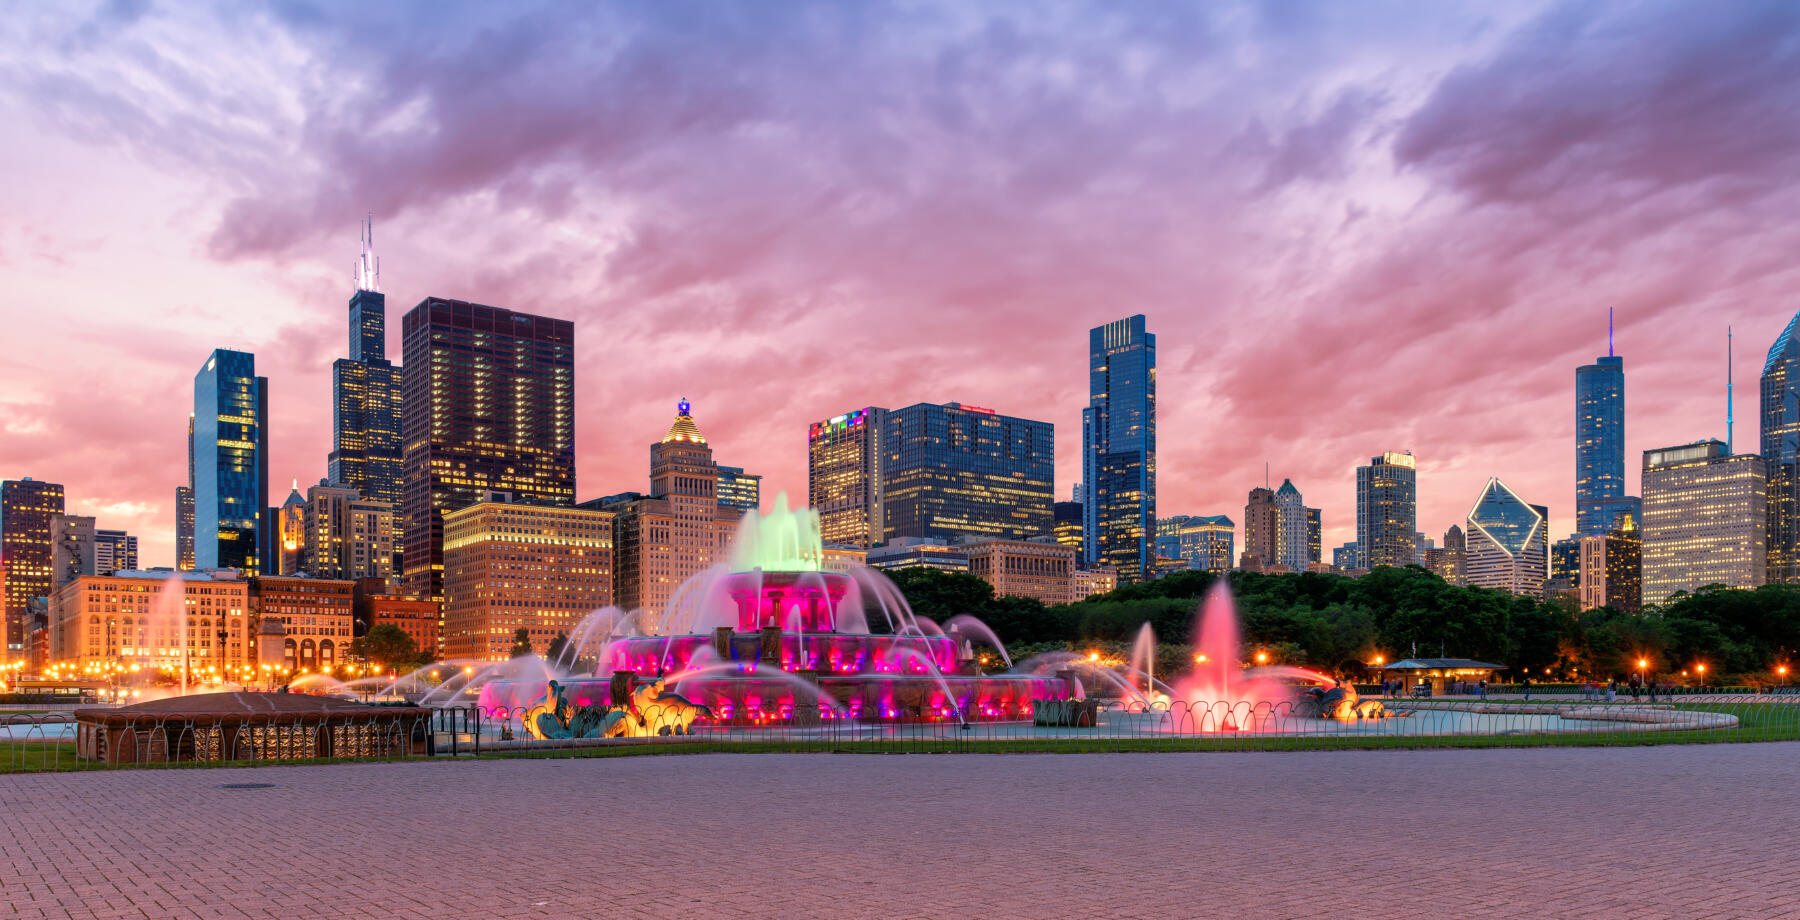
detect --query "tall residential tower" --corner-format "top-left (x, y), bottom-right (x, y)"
top-left (1083, 316), bottom-right (1156, 581)
top-left (1356, 451), bottom-right (1418, 569)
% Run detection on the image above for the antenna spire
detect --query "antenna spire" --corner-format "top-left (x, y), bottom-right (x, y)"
top-left (1728, 325), bottom-right (1735, 454)
top-left (355, 213), bottom-right (380, 293)
top-left (1608, 307), bottom-right (1614, 357)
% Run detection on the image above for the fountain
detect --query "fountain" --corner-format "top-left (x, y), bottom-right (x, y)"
top-left (1168, 581), bottom-right (1384, 727)
top-left (479, 496), bottom-right (1073, 730)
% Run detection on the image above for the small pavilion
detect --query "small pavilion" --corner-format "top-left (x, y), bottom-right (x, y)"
top-left (1371, 658), bottom-right (1507, 696)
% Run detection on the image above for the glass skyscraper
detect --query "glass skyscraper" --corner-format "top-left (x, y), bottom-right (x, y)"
top-left (192, 349), bottom-right (269, 574)
top-left (1465, 477), bottom-right (1549, 597)
top-left (881, 402), bottom-right (1053, 543)
top-left (328, 219), bottom-right (403, 563)
top-left (1356, 451), bottom-right (1417, 568)
top-left (1576, 349), bottom-right (1637, 535)
top-left (1083, 315), bottom-right (1155, 581)
top-left (808, 407), bottom-right (889, 548)
top-left (1762, 309), bottom-right (1800, 583)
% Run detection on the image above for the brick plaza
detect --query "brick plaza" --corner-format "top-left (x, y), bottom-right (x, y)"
top-left (5, 744), bottom-right (1798, 919)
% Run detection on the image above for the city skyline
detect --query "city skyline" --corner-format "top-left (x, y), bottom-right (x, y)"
top-left (4, 2), bottom-right (1795, 569)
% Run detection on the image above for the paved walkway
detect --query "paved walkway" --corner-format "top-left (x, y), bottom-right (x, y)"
top-left (5, 744), bottom-right (1799, 919)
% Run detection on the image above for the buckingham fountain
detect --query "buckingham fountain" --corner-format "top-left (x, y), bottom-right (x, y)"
top-left (479, 497), bottom-right (1075, 736)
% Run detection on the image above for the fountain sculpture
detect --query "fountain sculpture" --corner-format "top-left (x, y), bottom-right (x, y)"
top-left (484, 496), bottom-right (1072, 732)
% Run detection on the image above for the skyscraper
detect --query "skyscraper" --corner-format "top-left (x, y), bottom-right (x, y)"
top-left (1641, 440), bottom-right (1767, 605)
top-left (808, 407), bottom-right (889, 548)
top-left (596, 400), bottom-right (742, 625)
top-left (177, 413), bottom-right (194, 571)
top-left (1761, 309), bottom-right (1800, 582)
top-left (50, 514), bottom-right (95, 589)
top-left (1083, 315), bottom-right (1156, 581)
top-left (881, 402), bottom-right (1053, 543)
top-left (1356, 451), bottom-right (1418, 569)
top-left (193, 349), bottom-right (269, 574)
top-left (1575, 321), bottom-right (1638, 535)
top-left (2, 478), bottom-right (64, 652)
top-left (94, 529), bottom-right (136, 575)
top-left (399, 298), bottom-right (575, 598)
top-left (328, 218), bottom-right (403, 564)
top-left (1242, 487), bottom-right (1278, 569)
top-left (302, 480), bottom-right (395, 584)
top-left (1465, 478), bottom-right (1549, 597)
top-left (1273, 480), bottom-right (1316, 574)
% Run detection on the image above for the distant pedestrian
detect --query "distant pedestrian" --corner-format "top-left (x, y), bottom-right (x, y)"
top-left (1606, 679), bottom-right (1617, 703)
top-left (1479, 679), bottom-right (1488, 700)
top-left (1522, 677), bottom-right (1532, 701)
top-left (1648, 682), bottom-right (1658, 704)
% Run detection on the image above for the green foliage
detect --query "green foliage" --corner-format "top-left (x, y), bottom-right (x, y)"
top-left (348, 623), bottom-right (422, 670)
top-left (508, 627), bottom-right (533, 659)
top-left (883, 564), bottom-right (1800, 686)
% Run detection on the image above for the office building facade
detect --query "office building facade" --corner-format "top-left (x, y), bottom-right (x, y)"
top-left (1273, 480), bottom-right (1317, 574)
top-left (1762, 311), bottom-right (1800, 582)
top-left (1052, 501), bottom-right (1084, 556)
top-left (193, 349), bottom-right (269, 574)
top-left (1242, 487), bottom-right (1278, 569)
top-left (1082, 315), bottom-right (1156, 581)
top-left (49, 570), bottom-right (250, 674)
top-left (443, 500), bottom-right (614, 660)
top-left (400, 298), bottom-right (575, 598)
top-left (1641, 440), bottom-right (1767, 605)
top-left (2, 478), bottom-right (65, 652)
top-left (302, 480), bottom-right (396, 584)
top-left (95, 530), bottom-right (136, 575)
top-left (1356, 452), bottom-right (1418, 569)
top-left (51, 514), bottom-right (97, 589)
top-left (963, 538), bottom-right (1079, 606)
top-left (1465, 478), bottom-right (1549, 597)
top-left (881, 402), bottom-right (1053, 543)
top-left (250, 576), bottom-right (356, 674)
top-left (715, 465), bottom-right (762, 513)
top-left (1579, 516), bottom-right (1641, 614)
top-left (1156, 515), bottom-right (1235, 572)
top-left (808, 407), bottom-right (888, 548)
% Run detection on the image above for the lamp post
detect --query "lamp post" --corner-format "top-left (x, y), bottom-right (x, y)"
top-left (1637, 658), bottom-right (1648, 701)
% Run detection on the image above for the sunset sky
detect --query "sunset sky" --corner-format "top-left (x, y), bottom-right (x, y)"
top-left (4, 1), bottom-right (1798, 568)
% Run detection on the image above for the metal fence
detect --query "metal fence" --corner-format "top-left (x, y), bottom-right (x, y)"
top-left (6, 694), bottom-right (1796, 772)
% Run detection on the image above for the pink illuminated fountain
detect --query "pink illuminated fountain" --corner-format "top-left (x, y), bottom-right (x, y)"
top-left (1168, 581), bottom-right (1380, 728)
top-left (479, 497), bottom-right (1073, 725)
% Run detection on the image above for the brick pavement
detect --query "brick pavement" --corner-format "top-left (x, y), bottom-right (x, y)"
top-left (4, 744), bottom-right (1799, 920)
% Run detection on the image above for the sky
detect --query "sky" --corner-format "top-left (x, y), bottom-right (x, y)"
top-left (3, 0), bottom-right (1799, 569)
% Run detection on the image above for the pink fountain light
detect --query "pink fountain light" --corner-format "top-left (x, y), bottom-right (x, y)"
top-left (1172, 581), bottom-right (1336, 730)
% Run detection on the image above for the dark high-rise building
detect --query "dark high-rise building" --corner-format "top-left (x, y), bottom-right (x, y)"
top-left (2, 478), bottom-right (65, 652)
top-left (328, 218), bottom-right (403, 562)
top-left (175, 486), bottom-right (194, 571)
top-left (1083, 315), bottom-right (1156, 581)
top-left (177, 413), bottom-right (195, 571)
top-left (715, 465), bottom-right (762, 513)
top-left (881, 402), bottom-right (1053, 543)
top-left (808, 407), bottom-right (888, 548)
top-left (1305, 506), bottom-right (1322, 566)
top-left (1052, 501), bottom-right (1084, 556)
top-left (1356, 451), bottom-right (1418, 568)
top-left (1762, 310), bottom-right (1800, 582)
top-left (95, 530), bottom-right (136, 575)
top-left (400, 298), bottom-right (575, 598)
top-left (193, 349), bottom-right (269, 574)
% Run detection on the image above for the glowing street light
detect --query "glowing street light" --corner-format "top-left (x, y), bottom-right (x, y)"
top-left (1373, 655), bottom-right (1385, 666)
top-left (1255, 651), bottom-right (1269, 664)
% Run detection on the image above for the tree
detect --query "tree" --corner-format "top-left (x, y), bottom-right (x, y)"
top-left (546, 632), bottom-right (571, 667)
top-left (509, 627), bottom-right (533, 658)
top-left (349, 624), bottom-right (421, 671)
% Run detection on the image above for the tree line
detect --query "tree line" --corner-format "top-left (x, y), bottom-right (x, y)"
top-left (886, 565), bottom-right (1800, 687)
